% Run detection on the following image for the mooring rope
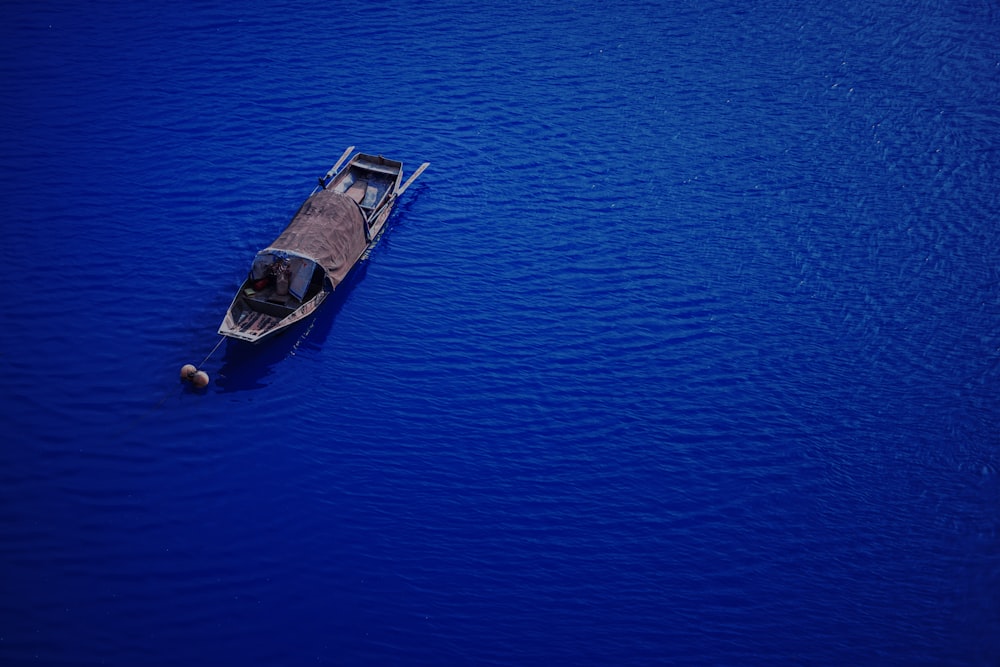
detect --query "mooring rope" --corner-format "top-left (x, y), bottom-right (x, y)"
top-left (198, 336), bottom-right (226, 368)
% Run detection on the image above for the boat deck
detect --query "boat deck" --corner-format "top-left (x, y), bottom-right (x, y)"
top-left (232, 285), bottom-right (302, 332)
top-left (244, 284), bottom-right (301, 309)
top-left (233, 310), bottom-right (280, 335)
top-left (334, 171), bottom-right (395, 212)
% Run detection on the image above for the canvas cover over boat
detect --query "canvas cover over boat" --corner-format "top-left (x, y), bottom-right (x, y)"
top-left (258, 188), bottom-right (368, 287)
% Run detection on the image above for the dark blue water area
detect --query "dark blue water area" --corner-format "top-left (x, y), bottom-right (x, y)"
top-left (1, 0), bottom-right (998, 664)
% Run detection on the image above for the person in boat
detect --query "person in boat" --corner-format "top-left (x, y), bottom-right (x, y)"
top-left (269, 258), bottom-right (292, 296)
top-left (252, 256), bottom-right (291, 293)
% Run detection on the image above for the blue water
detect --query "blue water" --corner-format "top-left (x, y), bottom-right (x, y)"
top-left (2, 0), bottom-right (998, 664)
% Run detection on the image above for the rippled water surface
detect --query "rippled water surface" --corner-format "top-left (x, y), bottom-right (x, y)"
top-left (1, 0), bottom-right (998, 664)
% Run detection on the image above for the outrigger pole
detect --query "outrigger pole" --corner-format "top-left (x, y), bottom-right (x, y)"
top-left (366, 161), bottom-right (430, 225)
top-left (318, 145), bottom-right (357, 189)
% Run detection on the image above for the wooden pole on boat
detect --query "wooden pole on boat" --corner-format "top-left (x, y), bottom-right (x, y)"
top-left (366, 162), bottom-right (430, 224)
top-left (320, 145), bottom-right (356, 186)
top-left (397, 161), bottom-right (430, 197)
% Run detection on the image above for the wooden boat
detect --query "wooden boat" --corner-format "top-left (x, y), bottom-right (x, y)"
top-left (218, 147), bottom-right (428, 343)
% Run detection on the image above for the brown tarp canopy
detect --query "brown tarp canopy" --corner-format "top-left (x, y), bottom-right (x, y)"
top-left (262, 189), bottom-right (368, 286)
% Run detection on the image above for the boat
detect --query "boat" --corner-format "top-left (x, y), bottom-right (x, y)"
top-left (218, 147), bottom-right (428, 343)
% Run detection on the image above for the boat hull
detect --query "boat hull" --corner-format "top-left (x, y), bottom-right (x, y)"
top-left (217, 151), bottom-right (424, 344)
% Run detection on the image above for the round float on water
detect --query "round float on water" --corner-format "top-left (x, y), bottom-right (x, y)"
top-left (191, 370), bottom-right (210, 388)
top-left (180, 364), bottom-right (197, 381)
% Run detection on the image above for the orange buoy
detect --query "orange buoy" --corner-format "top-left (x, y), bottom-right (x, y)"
top-left (180, 364), bottom-right (197, 381)
top-left (191, 370), bottom-right (210, 388)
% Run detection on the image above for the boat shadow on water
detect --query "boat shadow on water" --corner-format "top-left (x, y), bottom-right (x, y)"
top-left (213, 261), bottom-right (370, 393)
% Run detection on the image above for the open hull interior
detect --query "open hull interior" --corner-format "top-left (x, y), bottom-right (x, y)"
top-left (226, 257), bottom-right (327, 337)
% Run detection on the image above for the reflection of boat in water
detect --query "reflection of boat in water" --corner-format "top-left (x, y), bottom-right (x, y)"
top-left (218, 148), bottom-right (428, 344)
